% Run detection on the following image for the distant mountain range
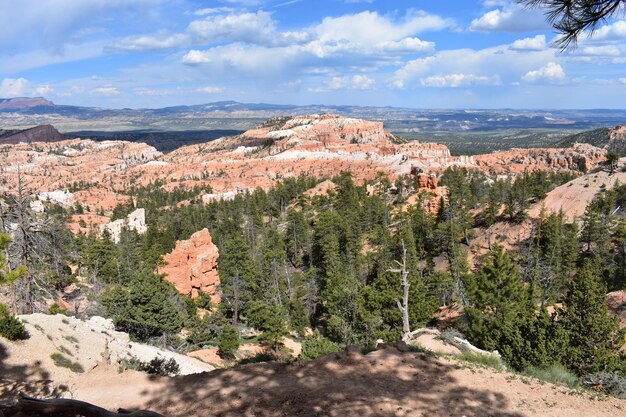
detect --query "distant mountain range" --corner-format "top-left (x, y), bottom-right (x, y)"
top-left (0, 97), bottom-right (625, 134)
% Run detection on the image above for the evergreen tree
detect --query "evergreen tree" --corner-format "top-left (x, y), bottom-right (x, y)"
top-left (102, 271), bottom-right (184, 340)
top-left (558, 262), bottom-right (621, 375)
top-left (218, 324), bottom-right (240, 358)
top-left (465, 245), bottom-right (535, 370)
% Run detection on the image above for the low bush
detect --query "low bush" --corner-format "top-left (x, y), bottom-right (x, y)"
top-left (119, 356), bottom-right (180, 376)
top-left (299, 331), bottom-right (340, 361)
top-left (523, 364), bottom-right (579, 388)
top-left (50, 352), bottom-right (84, 373)
top-left (584, 371), bottom-right (626, 399)
top-left (0, 303), bottom-right (27, 340)
top-left (238, 352), bottom-right (277, 365)
top-left (458, 351), bottom-right (506, 372)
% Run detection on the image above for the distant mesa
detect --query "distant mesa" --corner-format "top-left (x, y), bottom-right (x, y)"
top-left (0, 96), bottom-right (54, 110)
top-left (0, 124), bottom-right (65, 145)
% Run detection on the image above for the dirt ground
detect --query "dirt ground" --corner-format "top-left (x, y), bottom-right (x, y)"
top-left (12, 344), bottom-right (619, 417)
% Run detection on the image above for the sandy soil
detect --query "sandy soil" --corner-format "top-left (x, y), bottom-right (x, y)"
top-left (11, 344), bottom-right (617, 417)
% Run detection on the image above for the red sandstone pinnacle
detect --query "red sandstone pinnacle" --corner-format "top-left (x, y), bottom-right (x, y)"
top-left (158, 228), bottom-right (221, 303)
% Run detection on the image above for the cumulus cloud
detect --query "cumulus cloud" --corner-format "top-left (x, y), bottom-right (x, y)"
top-left (420, 73), bottom-right (502, 87)
top-left (0, 78), bottom-right (30, 96)
top-left (470, 2), bottom-right (547, 32)
top-left (376, 37), bottom-right (435, 53)
top-left (592, 20), bottom-right (626, 40)
top-left (391, 43), bottom-right (556, 89)
top-left (522, 62), bottom-right (565, 82)
top-left (310, 74), bottom-right (375, 92)
top-left (509, 35), bottom-right (547, 51)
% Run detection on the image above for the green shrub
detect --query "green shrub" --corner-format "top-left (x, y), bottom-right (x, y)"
top-left (523, 364), bottom-right (580, 388)
top-left (0, 304), bottom-right (27, 341)
top-left (48, 303), bottom-right (68, 315)
top-left (50, 352), bottom-right (84, 373)
top-left (119, 356), bottom-right (180, 376)
top-left (238, 352), bottom-right (277, 365)
top-left (218, 324), bottom-right (240, 359)
top-left (458, 351), bottom-right (506, 372)
top-left (299, 331), bottom-right (340, 361)
top-left (584, 371), bottom-right (626, 399)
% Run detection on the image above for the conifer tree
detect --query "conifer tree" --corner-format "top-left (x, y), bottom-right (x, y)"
top-left (465, 245), bottom-right (534, 369)
top-left (558, 262), bottom-right (621, 374)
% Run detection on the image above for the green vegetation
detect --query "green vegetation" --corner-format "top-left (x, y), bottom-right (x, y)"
top-left (119, 356), bottom-right (181, 376)
top-left (217, 324), bottom-right (240, 358)
top-left (299, 331), bottom-right (340, 360)
top-left (2, 164), bottom-right (625, 396)
top-left (523, 364), bottom-right (579, 389)
top-left (50, 352), bottom-right (84, 373)
top-left (458, 351), bottom-right (506, 372)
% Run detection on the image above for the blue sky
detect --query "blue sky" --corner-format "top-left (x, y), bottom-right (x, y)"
top-left (1, 0), bottom-right (625, 109)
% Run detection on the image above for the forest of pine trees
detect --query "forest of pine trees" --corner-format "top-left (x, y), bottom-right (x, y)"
top-left (0, 167), bottom-right (624, 381)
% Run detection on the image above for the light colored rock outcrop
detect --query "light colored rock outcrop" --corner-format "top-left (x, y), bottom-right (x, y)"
top-left (158, 228), bottom-right (221, 302)
top-left (99, 208), bottom-right (147, 243)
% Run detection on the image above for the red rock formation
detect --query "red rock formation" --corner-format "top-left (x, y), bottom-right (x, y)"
top-left (158, 228), bottom-right (221, 302)
top-left (0, 124), bottom-right (65, 144)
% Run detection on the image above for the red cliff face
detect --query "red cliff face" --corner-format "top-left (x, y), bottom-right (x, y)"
top-left (158, 228), bottom-right (221, 302)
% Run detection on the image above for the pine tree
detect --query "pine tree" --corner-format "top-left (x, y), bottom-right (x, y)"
top-left (465, 245), bottom-right (534, 370)
top-left (558, 262), bottom-right (621, 375)
top-left (217, 324), bottom-right (240, 358)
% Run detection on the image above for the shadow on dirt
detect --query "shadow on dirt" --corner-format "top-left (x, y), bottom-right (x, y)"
top-left (142, 345), bottom-right (525, 417)
top-left (0, 341), bottom-right (68, 403)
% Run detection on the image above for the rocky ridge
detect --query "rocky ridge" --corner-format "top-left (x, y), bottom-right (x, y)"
top-left (0, 124), bottom-right (65, 145)
top-left (0, 115), bottom-right (607, 236)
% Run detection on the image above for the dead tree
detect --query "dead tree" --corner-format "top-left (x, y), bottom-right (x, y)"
top-left (388, 240), bottom-right (411, 341)
top-left (0, 394), bottom-right (165, 417)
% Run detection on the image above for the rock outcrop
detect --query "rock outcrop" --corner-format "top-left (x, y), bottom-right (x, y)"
top-left (100, 208), bottom-right (147, 243)
top-left (159, 228), bottom-right (221, 302)
top-left (474, 143), bottom-right (605, 174)
top-left (0, 124), bottom-right (64, 145)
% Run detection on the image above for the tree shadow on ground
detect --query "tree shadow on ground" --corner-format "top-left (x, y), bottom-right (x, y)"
top-left (0, 341), bottom-right (68, 403)
top-left (142, 345), bottom-right (525, 417)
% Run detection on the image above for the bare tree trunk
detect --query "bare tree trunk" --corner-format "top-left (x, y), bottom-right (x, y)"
top-left (1, 394), bottom-right (165, 417)
top-left (389, 240), bottom-right (411, 341)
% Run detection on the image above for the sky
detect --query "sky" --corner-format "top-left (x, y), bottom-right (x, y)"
top-left (1, 0), bottom-right (625, 109)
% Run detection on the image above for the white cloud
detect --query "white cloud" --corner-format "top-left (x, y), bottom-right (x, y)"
top-left (0, 0), bottom-right (166, 51)
top-left (593, 20), bottom-right (626, 40)
top-left (197, 86), bottom-right (224, 94)
top-left (391, 43), bottom-right (555, 89)
top-left (34, 85), bottom-right (54, 96)
top-left (522, 62), bottom-right (565, 82)
top-left (470, 3), bottom-right (547, 32)
top-left (111, 33), bottom-right (188, 52)
top-left (92, 86), bottom-right (120, 96)
top-left (619, 78), bottom-right (626, 84)
top-left (577, 45), bottom-right (621, 56)
top-left (310, 74), bottom-right (375, 92)
top-left (377, 37), bottom-right (435, 53)
top-left (183, 49), bottom-right (213, 64)
top-left (420, 73), bottom-right (501, 87)
top-left (193, 7), bottom-right (235, 16)
top-left (510, 35), bottom-right (547, 51)
top-left (0, 78), bottom-right (30, 96)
